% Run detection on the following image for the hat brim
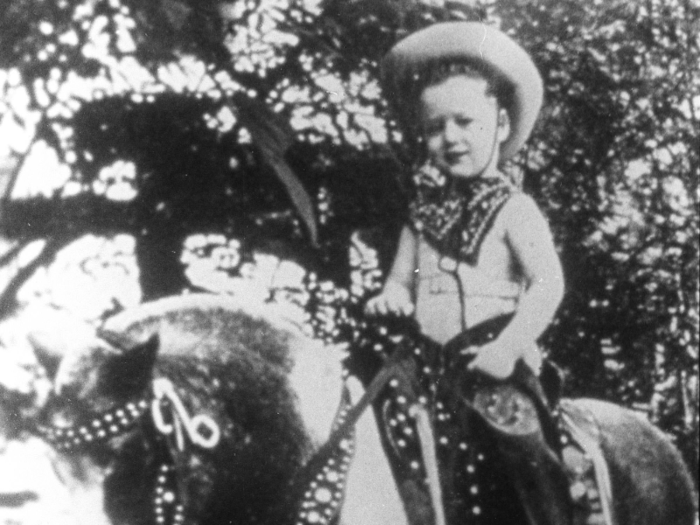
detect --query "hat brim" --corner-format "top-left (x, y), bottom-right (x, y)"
top-left (381, 22), bottom-right (543, 161)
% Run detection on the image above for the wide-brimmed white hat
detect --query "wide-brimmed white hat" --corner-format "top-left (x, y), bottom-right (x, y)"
top-left (381, 21), bottom-right (543, 160)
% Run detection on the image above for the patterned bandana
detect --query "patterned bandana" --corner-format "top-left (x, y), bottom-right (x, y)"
top-left (408, 163), bottom-right (516, 265)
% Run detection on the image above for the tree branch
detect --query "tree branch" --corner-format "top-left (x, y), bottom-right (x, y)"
top-left (0, 235), bottom-right (79, 316)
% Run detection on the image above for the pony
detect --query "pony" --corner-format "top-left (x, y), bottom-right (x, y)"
top-left (21, 294), bottom-right (697, 525)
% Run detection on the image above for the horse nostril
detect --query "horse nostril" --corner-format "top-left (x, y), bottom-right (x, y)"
top-left (0, 491), bottom-right (39, 507)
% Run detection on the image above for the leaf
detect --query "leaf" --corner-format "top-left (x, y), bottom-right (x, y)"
top-left (232, 92), bottom-right (318, 245)
top-left (162, 0), bottom-right (192, 31)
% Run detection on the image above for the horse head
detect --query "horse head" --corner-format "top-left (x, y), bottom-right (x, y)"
top-left (27, 294), bottom-right (352, 525)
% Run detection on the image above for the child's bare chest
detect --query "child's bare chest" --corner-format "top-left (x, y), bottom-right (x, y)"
top-left (416, 216), bottom-right (519, 287)
top-left (414, 228), bottom-right (521, 342)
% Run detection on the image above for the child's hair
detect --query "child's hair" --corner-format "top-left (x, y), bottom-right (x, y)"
top-left (417, 59), bottom-right (515, 112)
top-left (394, 58), bottom-right (516, 160)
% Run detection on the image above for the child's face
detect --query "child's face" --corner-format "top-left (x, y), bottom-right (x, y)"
top-left (419, 75), bottom-right (510, 180)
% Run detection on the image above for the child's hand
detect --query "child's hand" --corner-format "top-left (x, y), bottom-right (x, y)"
top-left (462, 341), bottom-right (519, 380)
top-left (364, 281), bottom-right (414, 317)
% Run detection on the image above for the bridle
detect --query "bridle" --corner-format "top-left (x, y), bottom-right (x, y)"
top-left (36, 377), bottom-right (220, 525)
top-left (34, 373), bottom-right (365, 525)
top-left (34, 342), bottom-right (441, 525)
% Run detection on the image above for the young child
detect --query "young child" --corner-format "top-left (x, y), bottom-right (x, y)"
top-left (366, 22), bottom-right (570, 525)
top-left (367, 22), bottom-right (563, 381)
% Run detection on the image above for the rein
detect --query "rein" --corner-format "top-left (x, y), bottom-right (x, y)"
top-left (296, 337), bottom-right (447, 525)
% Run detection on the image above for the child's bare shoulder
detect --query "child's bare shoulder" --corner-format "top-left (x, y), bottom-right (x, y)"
top-left (498, 193), bottom-right (552, 237)
top-left (500, 193), bottom-right (547, 222)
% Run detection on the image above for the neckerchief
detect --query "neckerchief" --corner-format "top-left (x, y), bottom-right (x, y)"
top-left (408, 164), bottom-right (516, 265)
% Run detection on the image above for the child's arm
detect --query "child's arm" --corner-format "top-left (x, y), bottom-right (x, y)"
top-left (467, 195), bottom-right (564, 378)
top-left (365, 226), bottom-right (417, 316)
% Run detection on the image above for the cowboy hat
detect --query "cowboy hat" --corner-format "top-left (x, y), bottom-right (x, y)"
top-left (381, 22), bottom-right (543, 160)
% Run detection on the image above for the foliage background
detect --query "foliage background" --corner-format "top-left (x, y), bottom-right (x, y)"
top-left (0, 0), bottom-right (698, 486)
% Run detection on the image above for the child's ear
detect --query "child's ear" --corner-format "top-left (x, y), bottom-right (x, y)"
top-left (497, 108), bottom-right (511, 144)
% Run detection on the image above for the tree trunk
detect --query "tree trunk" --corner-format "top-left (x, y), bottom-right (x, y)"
top-left (135, 223), bottom-right (189, 301)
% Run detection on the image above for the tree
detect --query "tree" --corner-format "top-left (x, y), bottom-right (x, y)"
top-left (1, 0), bottom-right (326, 301)
top-left (495, 0), bottom-right (698, 474)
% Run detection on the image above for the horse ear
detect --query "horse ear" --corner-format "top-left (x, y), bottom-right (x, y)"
top-left (28, 327), bottom-right (109, 383)
top-left (102, 334), bottom-right (160, 397)
top-left (123, 333), bottom-right (159, 367)
top-left (30, 334), bottom-right (61, 380)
